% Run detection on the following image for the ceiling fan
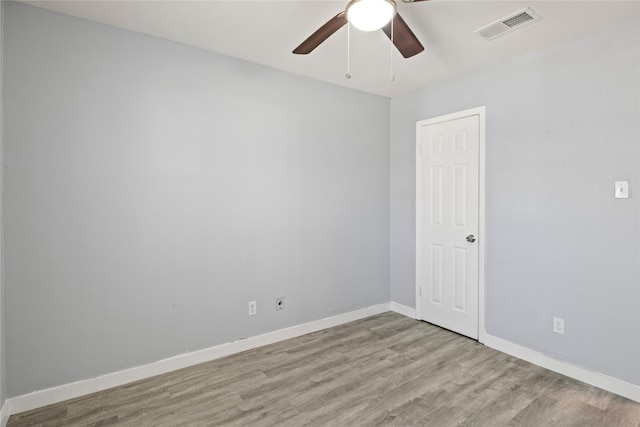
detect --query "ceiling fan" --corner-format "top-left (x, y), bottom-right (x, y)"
top-left (293, 0), bottom-right (429, 59)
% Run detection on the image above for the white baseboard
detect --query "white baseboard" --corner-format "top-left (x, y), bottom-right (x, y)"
top-left (390, 301), bottom-right (416, 319)
top-left (0, 400), bottom-right (10, 427)
top-left (6, 303), bottom-right (391, 418)
top-left (484, 334), bottom-right (640, 403)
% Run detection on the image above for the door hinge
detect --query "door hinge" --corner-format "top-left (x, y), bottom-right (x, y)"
top-left (419, 286), bottom-right (422, 296)
top-left (419, 142), bottom-right (423, 154)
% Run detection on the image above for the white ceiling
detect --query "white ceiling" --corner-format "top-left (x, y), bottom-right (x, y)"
top-left (21, 0), bottom-right (640, 98)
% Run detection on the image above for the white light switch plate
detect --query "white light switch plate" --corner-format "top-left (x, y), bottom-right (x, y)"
top-left (615, 181), bottom-right (629, 199)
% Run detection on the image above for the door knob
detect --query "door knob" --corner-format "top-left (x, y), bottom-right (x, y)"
top-left (466, 234), bottom-right (476, 243)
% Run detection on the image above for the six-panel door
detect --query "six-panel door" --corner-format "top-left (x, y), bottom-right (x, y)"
top-left (417, 115), bottom-right (480, 339)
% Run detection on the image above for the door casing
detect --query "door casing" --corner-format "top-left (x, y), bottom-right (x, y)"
top-left (415, 106), bottom-right (486, 343)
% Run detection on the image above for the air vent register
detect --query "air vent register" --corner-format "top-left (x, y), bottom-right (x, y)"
top-left (473, 8), bottom-right (542, 41)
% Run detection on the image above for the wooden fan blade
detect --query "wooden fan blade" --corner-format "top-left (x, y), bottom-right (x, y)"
top-left (293, 12), bottom-right (348, 55)
top-left (382, 13), bottom-right (424, 58)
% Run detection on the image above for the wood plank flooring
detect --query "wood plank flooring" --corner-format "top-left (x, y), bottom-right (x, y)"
top-left (8, 312), bottom-right (640, 426)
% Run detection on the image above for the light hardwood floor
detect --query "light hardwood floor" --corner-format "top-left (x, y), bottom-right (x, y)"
top-left (8, 312), bottom-right (640, 426)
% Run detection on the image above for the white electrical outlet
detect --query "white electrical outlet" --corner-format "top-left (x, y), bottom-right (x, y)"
top-left (248, 301), bottom-right (257, 316)
top-left (276, 296), bottom-right (285, 311)
top-left (553, 317), bottom-right (564, 334)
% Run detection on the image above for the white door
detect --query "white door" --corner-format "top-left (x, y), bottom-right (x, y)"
top-left (416, 111), bottom-right (481, 340)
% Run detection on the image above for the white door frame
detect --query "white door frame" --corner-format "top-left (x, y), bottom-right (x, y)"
top-left (416, 106), bottom-right (486, 343)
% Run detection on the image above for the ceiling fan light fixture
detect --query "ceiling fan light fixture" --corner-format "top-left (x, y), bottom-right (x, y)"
top-left (346, 0), bottom-right (397, 32)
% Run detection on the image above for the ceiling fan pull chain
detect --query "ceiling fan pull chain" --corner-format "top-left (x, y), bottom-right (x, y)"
top-left (389, 17), bottom-right (395, 81)
top-left (346, 22), bottom-right (352, 79)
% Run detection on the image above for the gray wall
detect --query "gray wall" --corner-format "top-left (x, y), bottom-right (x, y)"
top-left (391, 18), bottom-right (640, 385)
top-left (0, 0), bottom-right (5, 410)
top-left (3, 2), bottom-right (390, 397)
